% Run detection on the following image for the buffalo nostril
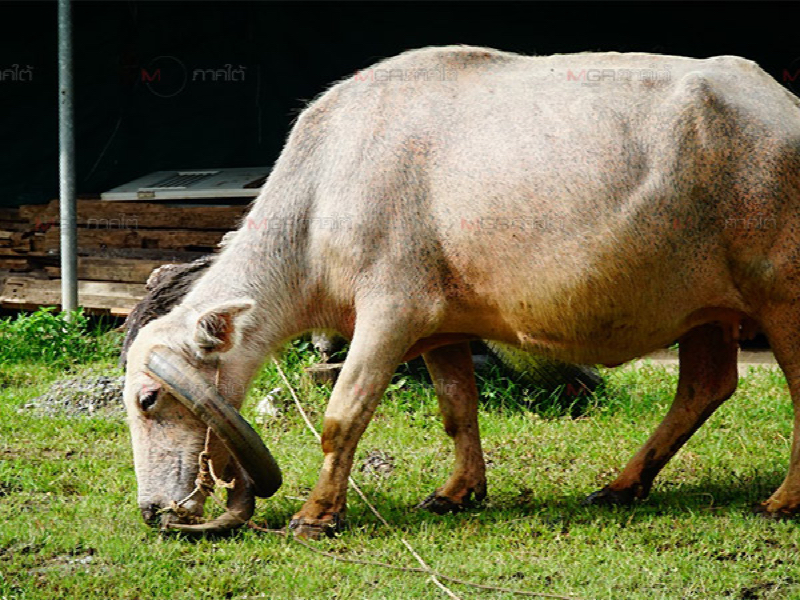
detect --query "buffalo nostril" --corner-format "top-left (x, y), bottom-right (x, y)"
top-left (159, 511), bottom-right (179, 530)
top-left (140, 504), bottom-right (160, 526)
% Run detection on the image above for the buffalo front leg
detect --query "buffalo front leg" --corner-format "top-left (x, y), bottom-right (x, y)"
top-left (585, 323), bottom-right (738, 505)
top-left (418, 342), bottom-right (486, 513)
top-left (289, 318), bottom-right (416, 539)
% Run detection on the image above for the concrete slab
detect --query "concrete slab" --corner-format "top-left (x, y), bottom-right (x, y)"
top-left (628, 349), bottom-right (778, 369)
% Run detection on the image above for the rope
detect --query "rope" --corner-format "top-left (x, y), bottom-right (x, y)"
top-left (163, 362), bottom-right (238, 519)
top-left (272, 358), bottom-right (461, 599)
top-left (270, 357), bottom-right (583, 600)
top-left (165, 358), bottom-right (583, 599)
top-left (161, 428), bottom-right (236, 522)
top-left (247, 522), bottom-right (580, 600)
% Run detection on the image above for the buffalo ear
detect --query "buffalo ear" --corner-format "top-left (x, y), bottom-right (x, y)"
top-left (194, 299), bottom-right (255, 354)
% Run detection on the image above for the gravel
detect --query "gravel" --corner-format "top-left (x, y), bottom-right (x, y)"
top-left (360, 450), bottom-right (395, 477)
top-left (23, 375), bottom-right (125, 418)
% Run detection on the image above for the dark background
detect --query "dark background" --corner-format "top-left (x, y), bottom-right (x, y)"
top-left (0, 1), bottom-right (797, 208)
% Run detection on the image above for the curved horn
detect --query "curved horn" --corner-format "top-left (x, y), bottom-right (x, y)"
top-left (146, 349), bottom-right (282, 499)
top-left (168, 460), bottom-right (256, 533)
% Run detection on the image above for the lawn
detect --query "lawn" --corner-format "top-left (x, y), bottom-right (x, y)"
top-left (1, 311), bottom-right (799, 599)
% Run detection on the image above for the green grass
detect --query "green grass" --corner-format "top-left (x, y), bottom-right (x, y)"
top-left (2, 334), bottom-right (800, 599)
top-left (0, 308), bottom-right (122, 368)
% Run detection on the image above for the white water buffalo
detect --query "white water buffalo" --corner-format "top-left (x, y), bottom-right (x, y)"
top-left (124, 46), bottom-right (800, 538)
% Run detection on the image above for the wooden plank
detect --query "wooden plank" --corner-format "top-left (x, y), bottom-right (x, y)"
top-left (0, 248), bottom-right (138, 259)
top-left (0, 254), bottom-right (54, 272)
top-left (3, 295), bottom-right (142, 310)
top-left (16, 203), bottom-right (49, 222)
top-left (28, 199), bottom-right (247, 230)
top-left (75, 248), bottom-right (207, 262)
top-left (0, 276), bottom-right (145, 311)
top-left (10, 233), bottom-right (31, 252)
top-left (0, 299), bottom-right (129, 316)
top-left (29, 233), bottom-right (45, 252)
top-left (0, 258), bottom-right (30, 270)
top-left (42, 228), bottom-right (225, 252)
top-left (0, 220), bottom-right (33, 232)
top-left (0, 208), bottom-right (23, 222)
top-left (2, 276), bottom-right (145, 296)
top-left (44, 257), bottom-right (168, 283)
top-left (0, 250), bottom-right (50, 258)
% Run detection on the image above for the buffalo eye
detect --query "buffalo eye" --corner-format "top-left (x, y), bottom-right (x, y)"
top-left (138, 390), bottom-right (159, 412)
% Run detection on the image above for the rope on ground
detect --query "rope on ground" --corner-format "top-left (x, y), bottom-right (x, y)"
top-left (247, 522), bottom-right (579, 600)
top-left (270, 357), bottom-right (583, 600)
top-left (272, 358), bottom-right (461, 599)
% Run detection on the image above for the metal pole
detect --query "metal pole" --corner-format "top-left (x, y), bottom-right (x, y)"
top-left (58, 0), bottom-right (78, 315)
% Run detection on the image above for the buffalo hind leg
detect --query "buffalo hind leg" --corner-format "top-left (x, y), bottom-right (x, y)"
top-left (756, 306), bottom-right (800, 517)
top-left (585, 323), bottom-right (738, 505)
top-left (418, 342), bottom-right (486, 513)
top-left (289, 312), bottom-right (420, 539)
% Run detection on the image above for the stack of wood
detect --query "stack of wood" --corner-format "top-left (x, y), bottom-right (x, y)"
top-left (0, 199), bottom-right (248, 316)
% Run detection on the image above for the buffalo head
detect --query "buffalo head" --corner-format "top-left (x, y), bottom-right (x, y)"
top-left (123, 299), bottom-right (281, 533)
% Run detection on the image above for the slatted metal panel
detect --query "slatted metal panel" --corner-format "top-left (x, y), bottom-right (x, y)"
top-left (101, 167), bottom-right (270, 201)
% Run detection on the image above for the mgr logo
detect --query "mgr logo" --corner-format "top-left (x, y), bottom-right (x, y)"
top-left (783, 57), bottom-right (800, 95)
top-left (141, 55), bottom-right (187, 98)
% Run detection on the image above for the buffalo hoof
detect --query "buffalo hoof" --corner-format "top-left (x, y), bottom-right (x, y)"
top-left (288, 513), bottom-right (343, 540)
top-left (582, 486), bottom-right (637, 507)
top-left (752, 501), bottom-right (800, 521)
top-left (417, 489), bottom-right (484, 514)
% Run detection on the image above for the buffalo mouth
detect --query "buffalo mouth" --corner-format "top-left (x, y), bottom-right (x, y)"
top-left (143, 348), bottom-right (282, 532)
top-left (157, 459), bottom-right (257, 534)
